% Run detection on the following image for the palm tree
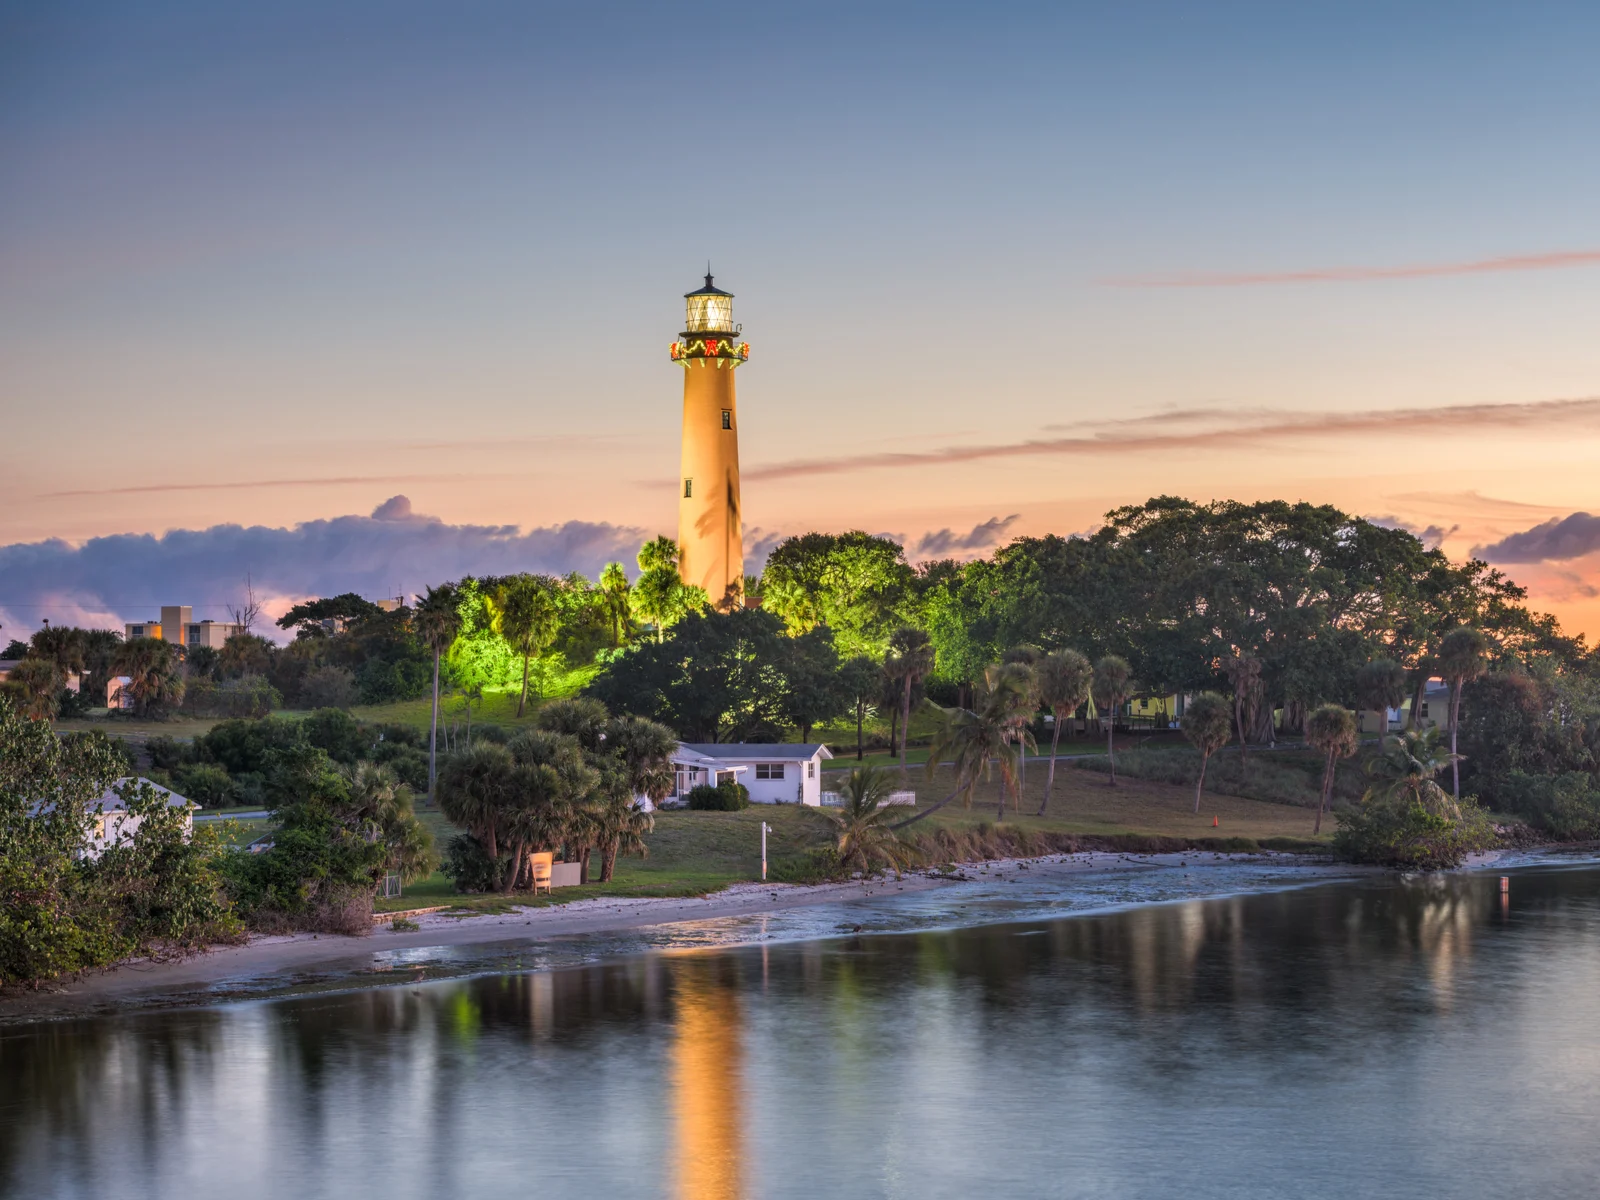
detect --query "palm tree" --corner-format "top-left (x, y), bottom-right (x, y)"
top-left (591, 793), bottom-right (655, 882)
top-left (1305, 704), bottom-right (1358, 835)
top-left (1355, 658), bottom-right (1407, 734)
top-left (494, 574), bottom-right (559, 717)
top-left (633, 536), bottom-right (684, 643)
top-left (838, 655), bottom-right (880, 760)
top-left (4, 657), bottom-right (64, 720)
top-left (604, 713), bottom-right (679, 807)
top-left (1035, 648), bottom-right (1092, 816)
top-left (29, 626), bottom-right (86, 678)
top-left (981, 660), bottom-right (1037, 813)
top-left (895, 669), bottom-right (1031, 828)
top-left (825, 766), bottom-right (914, 876)
top-left (338, 761), bottom-right (436, 883)
top-left (111, 637), bottom-right (183, 716)
top-left (1091, 655), bottom-right (1133, 786)
top-left (413, 584), bottom-right (461, 804)
top-left (598, 561), bottom-right (632, 647)
top-left (885, 627), bottom-right (935, 777)
top-left (1180, 691), bottom-right (1233, 814)
top-left (1364, 727), bottom-right (1459, 820)
top-left (1221, 653), bottom-right (1262, 770)
top-left (1437, 627), bottom-right (1489, 803)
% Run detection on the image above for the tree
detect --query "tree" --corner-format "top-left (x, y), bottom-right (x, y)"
top-left (29, 625), bottom-right (86, 677)
top-left (1091, 655), bottom-right (1133, 786)
top-left (1438, 627), bottom-right (1489, 803)
top-left (276, 593), bottom-right (383, 639)
top-left (1365, 728), bottom-right (1459, 820)
top-left (436, 743), bottom-right (517, 866)
top-left (413, 584), bottom-right (461, 803)
top-left (1180, 691), bottom-right (1233, 814)
top-left (336, 761), bottom-right (436, 883)
top-left (837, 656), bottom-right (880, 760)
top-left (111, 637), bottom-right (184, 716)
top-left (1356, 658), bottom-right (1407, 730)
top-left (1035, 648), bottom-right (1092, 815)
top-left (2, 657), bottom-right (64, 720)
top-left (778, 625), bottom-right (845, 741)
top-left (825, 766), bottom-right (913, 876)
top-left (218, 634), bottom-right (274, 679)
top-left (1305, 704), bottom-right (1358, 835)
top-left (585, 607), bottom-right (792, 742)
top-left (633, 536), bottom-right (704, 643)
top-left (1221, 654), bottom-right (1263, 769)
top-left (494, 574), bottom-right (560, 717)
top-left (761, 531), bottom-right (913, 657)
top-left (885, 627), bottom-right (935, 775)
top-left (899, 667), bottom-right (1032, 827)
top-left (598, 561), bottom-right (632, 647)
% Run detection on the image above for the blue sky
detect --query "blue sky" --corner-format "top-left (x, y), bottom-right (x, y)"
top-left (4, 1), bottom-right (1600, 635)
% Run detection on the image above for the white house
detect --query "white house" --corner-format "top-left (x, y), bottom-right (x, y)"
top-left (81, 778), bottom-right (196, 859)
top-left (645, 743), bottom-right (833, 809)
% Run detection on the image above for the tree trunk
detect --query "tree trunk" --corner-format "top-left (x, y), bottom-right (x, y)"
top-left (1450, 684), bottom-right (1462, 802)
top-left (579, 846), bottom-right (591, 883)
top-left (428, 648), bottom-right (441, 803)
top-left (1234, 694), bottom-right (1249, 770)
top-left (1193, 752), bottom-right (1209, 813)
top-left (518, 651), bottom-right (531, 717)
top-left (890, 781), bottom-right (966, 830)
top-left (1037, 713), bottom-right (1063, 816)
top-left (856, 703), bottom-right (864, 760)
top-left (1407, 678), bottom-right (1425, 731)
top-left (503, 842), bottom-right (526, 893)
top-left (888, 705), bottom-right (899, 761)
top-left (1106, 719), bottom-right (1117, 786)
top-left (900, 676), bottom-right (913, 777)
top-left (601, 842), bottom-right (619, 883)
top-left (1314, 749), bottom-right (1334, 834)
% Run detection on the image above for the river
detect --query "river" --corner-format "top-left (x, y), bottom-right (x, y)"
top-left (4, 859), bottom-right (1599, 1198)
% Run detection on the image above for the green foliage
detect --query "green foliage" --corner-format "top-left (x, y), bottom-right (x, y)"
top-left (222, 744), bottom-right (429, 933)
top-left (302, 706), bottom-right (370, 762)
top-left (1333, 795), bottom-right (1497, 869)
top-left (172, 762), bottom-right (234, 808)
top-left (1494, 771), bottom-right (1600, 841)
top-left (1181, 692), bottom-right (1233, 756)
top-left (1, 697), bottom-right (239, 988)
top-left (769, 844), bottom-right (844, 884)
top-left (180, 673), bottom-right (280, 718)
top-left (586, 607), bottom-right (794, 741)
top-left (442, 833), bottom-right (503, 893)
top-left (825, 766), bottom-right (915, 875)
top-left (631, 537), bottom-right (708, 640)
top-left (687, 780), bottom-right (750, 811)
top-left (761, 531), bottom-right (912, 658)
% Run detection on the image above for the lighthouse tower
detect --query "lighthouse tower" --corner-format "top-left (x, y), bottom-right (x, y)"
top-left (670, 273), bottom-right (750, 606)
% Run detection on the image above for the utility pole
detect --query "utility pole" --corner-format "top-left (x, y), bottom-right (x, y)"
top-left (761, 821), bottom-right (769, 881)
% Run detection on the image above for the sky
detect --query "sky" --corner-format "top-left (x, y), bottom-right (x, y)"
top-left (3, 1), bottom-right (1600, 641)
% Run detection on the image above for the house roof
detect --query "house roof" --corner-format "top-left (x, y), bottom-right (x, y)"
top-left (94, 778), bottom-right (196, 812)
top-left (679, 743), bottom-right (833, 762)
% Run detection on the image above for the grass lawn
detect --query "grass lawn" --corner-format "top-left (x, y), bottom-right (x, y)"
top-left (373, 767), bottom-right (1329, 914)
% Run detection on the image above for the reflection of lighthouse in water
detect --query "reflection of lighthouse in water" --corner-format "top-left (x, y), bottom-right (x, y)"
top-left (671, 273), bottom-right (750, 608)
top-left (669, 958), bottom-right (746, 1200)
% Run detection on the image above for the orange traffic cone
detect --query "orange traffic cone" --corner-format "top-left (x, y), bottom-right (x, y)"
top-left (1212, 816), bottom-right (1219, 827)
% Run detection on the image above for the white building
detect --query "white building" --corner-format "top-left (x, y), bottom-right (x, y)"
top-left (82, 778), bottom-right (196, 859)
top-left (651, 743), bottom-right (833, 808)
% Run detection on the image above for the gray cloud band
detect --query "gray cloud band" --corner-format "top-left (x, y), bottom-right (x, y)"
top-left (1476, 512), bottom-right (1600, 564)
top-left (744, 398), bottom-right (1600, 483)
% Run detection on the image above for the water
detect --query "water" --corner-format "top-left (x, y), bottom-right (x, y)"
top-left (4, 861), bottom-right (1600, 1199)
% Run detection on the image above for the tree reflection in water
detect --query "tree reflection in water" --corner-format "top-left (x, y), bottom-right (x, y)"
top-left (3, 865), bottom-right (1599, 1200)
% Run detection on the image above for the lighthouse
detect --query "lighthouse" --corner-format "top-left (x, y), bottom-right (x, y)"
top-left (671, 273), bottom-right (750, 606)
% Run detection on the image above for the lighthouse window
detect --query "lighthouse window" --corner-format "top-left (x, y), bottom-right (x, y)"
top-left (721, 410), bottom-right (731, 430)
top-left (683, 478), bottom-right (693, 498)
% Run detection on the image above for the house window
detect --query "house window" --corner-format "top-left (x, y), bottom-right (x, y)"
top-left (721, 409), bottom-right (731, 430)
top-left (756, 763), bottom-right (784, 780)
top-left (808, 762), bottom-right (815, 778)
top-left (683, 478), bottom-right (693, 498)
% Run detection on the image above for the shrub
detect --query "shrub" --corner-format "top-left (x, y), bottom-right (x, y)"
top-left (181, 674), bottom-right (280, 718)
top-left (687, 780), bottom-right (750, 811)
top-left (1333, 796), bottom-right (1498, 870)
top-left (172, 762), bottom-right (235, 808)
top-left (145, 736), bottom-right (190, 771)
top-left (302, 707), bottom-right (369, 763)
top-left (442, 834), bottom-right (505, 893)
top-left (298, 666), bottom-right (359, 711)
top-left (770, 845), bottom-right (845, 884)
top-left (1495, 771), bottom-right (1600, 841)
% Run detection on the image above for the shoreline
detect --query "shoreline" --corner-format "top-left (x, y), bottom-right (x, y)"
top-left (0, 849), bottom-right (1512, 1024)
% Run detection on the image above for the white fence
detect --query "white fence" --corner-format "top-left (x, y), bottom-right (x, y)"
top-left (821, 791), bottom-right (916, 808)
